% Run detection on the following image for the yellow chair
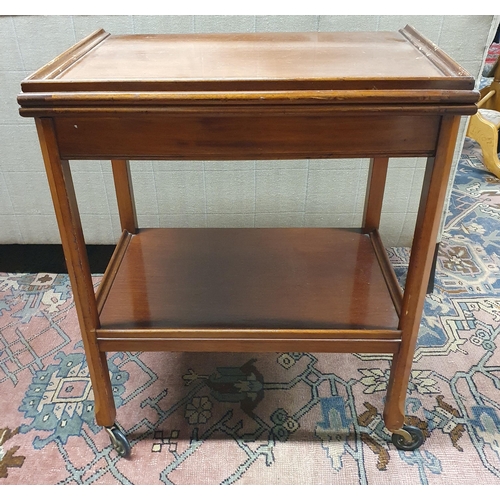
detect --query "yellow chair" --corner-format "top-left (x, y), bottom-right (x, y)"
top-left (466, 55), bottom-right (500, 177)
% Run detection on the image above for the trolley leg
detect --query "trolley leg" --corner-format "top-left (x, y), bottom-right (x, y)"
top-left (362, 157), bottom-right (389, 233)
top-left (383, 115), bottom-right (461, 450)
top-left (35, 118), bottom-right (117, 429)
top-left (111, 159), bottom-right (138, 234)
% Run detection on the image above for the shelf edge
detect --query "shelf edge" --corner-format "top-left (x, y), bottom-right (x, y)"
top-left (96, 335), bottom-right (401, 354)
top-left (97, 328), bottom-right (402, 339)
top-left (96, 230), bottom-right (133, 315)
top-left (369, 229), bottom-right (403, 318)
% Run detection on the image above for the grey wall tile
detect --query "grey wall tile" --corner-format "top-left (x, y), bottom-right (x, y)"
top-left (389, 158), bottom-right (422, 169)
top-left (255, 159), bottom-right (308, 170)
top-left (204, 160), bottom-right (255, 171)
top-left (206, 213), bottom-right (255, 227)
top-left (70, 160), bottom-right (103, 173)
top-left (159, 213), bottom-right (205, 227)
top-left (132, 15), bottom-right (194, 34)
top-left (304, 213), bottom-right (354, 227)
top-left (353, 164), bottom-right (370, 214)
top-left (110, 217), bottom-right (123, 241)
top-left (205, 170), bottom-right (255, 214)
top-left (377, 15), bottom-right (443, 41)
top-left (72, 15), bottom-right (134, 39)
top-left (102, 167), bottom-right (159, 221)
top-left (155, 160), bottom-right (204, 171)
top-left (0, 173), bottom-right (15, 214)
top-left (0, 17), bottom-right (24, 71)
top-left (379, 212), bottom-right (405, 247)
top-left (308, 159), bottom-right (333, 170)
top-left (137, 215), bottom-right (160, 228)
top-left (254, 212), bottom-right (304, 227)
top-left (255, 16), bottom-right (317, 32)
top-left (128, 160), bottom-right (154, 172)
top-left (130, 170), bottom-right (159, 215)
top-left (72, 171), bottom-right (110, 215)
top-left (318, 16), bottom-right (380, 32)
top-left (306, 169), bottom-right (359, 214)
top-left (308, 158), bottom-right (364, 170)
top-left (256, 169), bottom-right (307, 213)
top-left (79, 214), bottom-right (114, 244)
top-left (381, 167), bottom-right (415, 214)
top-left (194, 16), bottom-right (255, 33)
top-left (400, 212), bottom-right (419, 247)
top-left (0, 215), bottom-right (22, 244)
top-left (17, 214), bottom-right (59, 244)
top-left (407, 166), bottom-right (427, 213)
top-left (4, 171), bottom-right (54, 215)
top-left (0, 124), bottom-right (45, 172)
top-left (14, 16), bottom-right (76, 72)
top-left (438, 16), bottom-right (493, 64)
top-left (1, 70), bottom-right (28, 125)
top-left (102, 172), bottom-right (119, 217)
top-left (155, 170), bottom-right (205, 214)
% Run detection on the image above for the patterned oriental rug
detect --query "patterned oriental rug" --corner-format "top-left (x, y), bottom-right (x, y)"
top-left (1, 138), bottom-right (500, 485)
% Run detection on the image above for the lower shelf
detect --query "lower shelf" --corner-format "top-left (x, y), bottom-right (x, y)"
top-left (96, 228), bottom-right (402, 353)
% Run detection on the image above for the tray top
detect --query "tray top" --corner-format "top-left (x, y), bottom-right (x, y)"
top-left (56, 32), bottom-right (445, 83)
top-left (18, 25), bottom-right (479, 114)
top-left (21, 26), bottom-right (474, 91)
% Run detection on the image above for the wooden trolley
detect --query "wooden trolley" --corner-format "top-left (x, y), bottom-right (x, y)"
top-left (18, 26), bottom-right (478, 456)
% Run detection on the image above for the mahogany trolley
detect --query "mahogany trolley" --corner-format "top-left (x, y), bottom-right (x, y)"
top-left (18, 26), bottom-right (478, 457)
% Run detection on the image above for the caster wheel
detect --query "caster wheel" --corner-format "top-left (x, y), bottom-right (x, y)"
top-left (106, 425), bottom-right (131, 458)
top-left (391, 425), bottom-right (424, 451)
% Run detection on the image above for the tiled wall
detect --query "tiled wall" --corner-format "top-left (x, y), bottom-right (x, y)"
top-left (0, 15), bottom-right (495, 246)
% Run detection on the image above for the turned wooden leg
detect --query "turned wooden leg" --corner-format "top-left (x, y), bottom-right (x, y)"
top-left (384, 115), bottom-right (461, 445)
top-left (35, 117), bottom-right (116, 427)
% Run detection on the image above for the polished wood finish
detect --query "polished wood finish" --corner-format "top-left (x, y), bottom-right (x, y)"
top-left (384, 114), bottom-right (461, 431)
top-left (111, 160), bottom-right (137, 233)
top-left (51, 113), bottom-right (443, 160)
top-left (363, 157), bottom-right (389, 233)
top-left (20, 27), bottom-right (478, 442)
top-left (20, 28), bottom-right (474, 93)
top-left (35, 118), bottom-right (115, 427)
top-left (96, 335), bottom-right (401, 355)
top-left (98, 228), bottom-right (400, 331)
